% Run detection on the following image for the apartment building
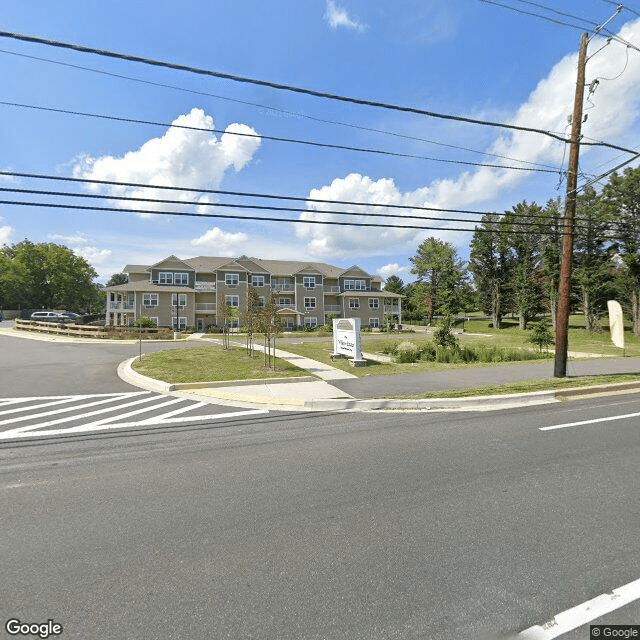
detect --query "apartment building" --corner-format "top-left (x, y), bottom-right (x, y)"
top-left (105, 255), bottom-right (402, 330)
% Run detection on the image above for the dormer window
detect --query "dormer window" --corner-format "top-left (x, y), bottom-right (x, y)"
top-left (158, 272), bottom-right (173, 284)
top-left (225, 273), bottom-right (239, 286)
top-left (303, 276), bottom-right (316, 289)
top-left (174, 272), bottom-right (189, 286)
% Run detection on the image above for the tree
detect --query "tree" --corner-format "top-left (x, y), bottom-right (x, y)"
top-left (527, 318), bottom-right (555, 352)
top-left (409, 237), bottom-right (467, 324)
top-left (573, 187), bottom-right (613, 331)
top-left (257, 293), bottom-right (281, 369)
top-left (383, 275), bottom-right (405, 294)
top-left (602, 166), bottom-right (640, 335)
top-left (106, 273), bottom-right (128, 287)
top-left (538, 198), bottom-right (563, 330)
top-left (244, 286), bottom-right (260, 358)
top-left (469, 215), bottom-right (512, 329)
top-left (503, 201), bottom-right (545, 330)
top-left (0, 240), bottom-right (101, 311)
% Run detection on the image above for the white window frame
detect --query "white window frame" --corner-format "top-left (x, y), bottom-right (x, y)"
top-left (258, 296), bottom-right (266, 307)
top-left (171, 293), bottom-right (187, 308)
top-left (143, 293), bottom-right (158, 307)
top-left (344, 279), bottom-right (367, 291)
top-left (158, 272), bottom-right (173, 284)
top-left (174, 272), bottom-right (189, 286)
top-left (171, 316), bottom-right (187, 330)
top-left (225, 295), bottom-right (239, 308)
top-left (278, 297), bottom-right (292, 307)
top-left (303, 276), bottom-right (316, 289)
top-left (251, 275), bottom-right (265, 287)
top-left (369, 317), bottom-right (380, 328)
top-left (348, 298), bottom-right (360, 309)
top-left (225, 273), bottom-right (239, 287)
top-left (304, 317), bottom-right (317, 327)
top-left (368, 298), bottom-right (379, 309)
top-left (304, 297), bottom-right (316, 309)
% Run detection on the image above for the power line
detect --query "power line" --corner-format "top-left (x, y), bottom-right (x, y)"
top-left (0, 184), bottom-right (611, 234)
top-left (512, 0), bottom-right (603, 28)
top-left (0, 198), bottom-right (583, 235)
top-left (0, 100), bottom-right (558, 173)
top-left (0, 29), bottom-right (587, 144)
top-left (599, 1), bottom-right (640, 19)
top-left (479, 0), bottom-right (594, 30)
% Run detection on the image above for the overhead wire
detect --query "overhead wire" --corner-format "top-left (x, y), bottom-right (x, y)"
top-left (0, 100), bottom-right (558, 173)
top-left (0, 29), bottom-right (600, 145)
top-left (0, 49), bottom-right (561, 172)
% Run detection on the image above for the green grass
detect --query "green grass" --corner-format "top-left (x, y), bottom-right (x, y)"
top-left (131, 345), bottom-right (307, 383)
top-left (396, 372), bottom-right (640, 399)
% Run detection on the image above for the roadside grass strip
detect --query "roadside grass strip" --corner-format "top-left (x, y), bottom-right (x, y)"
top-left (518, 577), bottom-right (640, 639)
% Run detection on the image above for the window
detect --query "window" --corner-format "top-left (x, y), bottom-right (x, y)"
top-left (158, 272), bottom-right (173, 284)
top-left (258, 296), bottom-right (265, 307)
top-left (225, 295), bottom-right (239, 308)
top-left (369, 318), bottom-right (379, 328)
top-left (348, 298), bottom-right (360, 309)
top-left (225, 273), bottom-right (239, 286)
top-left (171, 293), bottom-right (187, 308)
top-left (303, 276), bottom-right (316, 289)
top-left (304, 317), bottom-right (317, 328)
top-left (143, 293), bottom-right (158, 307)
top-left (171, 317), bottom-right (187, 330)
top-left (368, 298), bottom-right (379, 309)
top-left (174, 272), bottom-right (189, 285)
top-left (251, 275), bottom-right (265, 287)
top-left (278, 297), bottom-right (292, 307)
top-left (344, 279), bottom-right (367, 290)
top-left (304, 297), bottom-right (316, 309)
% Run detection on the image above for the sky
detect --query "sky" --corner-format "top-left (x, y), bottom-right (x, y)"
top-left (1, 0), bottom-right (640, 284)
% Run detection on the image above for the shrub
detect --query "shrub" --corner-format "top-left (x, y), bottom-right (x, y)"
top-left (134, 316), bottom-right (157, 328)
top-left (433, 316), bottom-right (459, 349)
top-left (528, 319), bottom-right (555, 352)
top-left (395, 341), bottom-right (422, 363)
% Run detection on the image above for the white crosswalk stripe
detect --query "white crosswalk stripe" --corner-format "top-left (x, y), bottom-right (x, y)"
top-left (0, 392), bottom-right (268, 439)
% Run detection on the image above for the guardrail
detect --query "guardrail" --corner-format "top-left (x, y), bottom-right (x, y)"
top-left (16, 319), bottom-right (109, 338)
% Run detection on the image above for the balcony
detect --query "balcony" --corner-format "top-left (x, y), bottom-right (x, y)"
top-left (270, 283), bottom-right (294, 291)
top-left (194, 281), bottom-right (216, 292)
top-left (384, 305), bottom-right (400, 313)
top-left (109, 302), bottom-right (135, 310)
top-left (324, 286), bottom-right (341, 293)
top-left (195, 303), bottom-right (216, 312)
top-left (325, 305), bottom-right (341, 313)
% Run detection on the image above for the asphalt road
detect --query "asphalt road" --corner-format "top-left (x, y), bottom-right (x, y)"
top-left (2, 393), bottom-right (640, 639)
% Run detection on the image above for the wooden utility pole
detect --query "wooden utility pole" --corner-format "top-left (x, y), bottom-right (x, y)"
top-left (554, 32), bottom-right (589, 378)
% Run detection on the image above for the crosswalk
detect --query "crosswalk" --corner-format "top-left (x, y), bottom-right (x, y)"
top-left (0, 392), bottom-right (268, 440)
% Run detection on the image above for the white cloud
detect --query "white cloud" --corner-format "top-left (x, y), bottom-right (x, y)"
top-left (73, 108), bottom-right (261, 219)
top-left (48, 232), bottom-right (112, 265)
top-left (299, 18), bottom-right (640, 258)
top-left (325, 1), bottom-right (365, 31)
top-left (0, 224), bottom-right (13, 245)
top-left (377, 263), bottom-right (411, 280)
top-left (191, 227), bottom-right (250, 255)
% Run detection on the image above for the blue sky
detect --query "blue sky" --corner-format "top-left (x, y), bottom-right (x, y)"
top-left (1, 0), bottom-right (639, 283)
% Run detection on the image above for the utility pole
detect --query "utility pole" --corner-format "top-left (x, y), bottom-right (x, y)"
top-left (554, 32), bottom-right (589, 378)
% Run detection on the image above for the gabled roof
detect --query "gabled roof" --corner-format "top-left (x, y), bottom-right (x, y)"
top-left (339, 265), bottom-right (371, 278)
top-left (147, 255), bottom-right (195, 272)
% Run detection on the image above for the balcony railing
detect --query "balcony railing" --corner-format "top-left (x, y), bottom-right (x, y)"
top-left (194, 281), bottom-right (216, 291)
top-left (324, 305), bottom-right (341, 313)
top-left (270, 283), bottom-right (294, 291)
top-left (384, 305), bottom-right (400, 313)
top-left (324, 286), bottom-right (341, 293)
top-left (109, 302), bottom-right (135, 310)
top-left (195, 303), bottom-right (216, 312)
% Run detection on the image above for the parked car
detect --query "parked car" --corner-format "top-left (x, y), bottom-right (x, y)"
top-left (30, 311), bottom-right (66, 322)
top-left (59, 312), bottom-right (81, 323)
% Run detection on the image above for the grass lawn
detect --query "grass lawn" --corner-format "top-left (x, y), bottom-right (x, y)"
top-left (131, 345), bottom-right (307, 383)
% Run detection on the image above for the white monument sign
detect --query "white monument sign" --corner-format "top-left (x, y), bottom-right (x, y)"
top-left (332, 318), bottom-right (366, 365)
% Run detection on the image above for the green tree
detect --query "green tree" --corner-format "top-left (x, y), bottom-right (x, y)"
top-left (469, 215), bottom-right (512, 329)
top-left (527, 318), bottom-right (555, 352)
top-left (602, 166), bottom-right (640, 335)
top-left (538, 198), bottom-right (563, 330)
top-left (503, 201), bottom-right (545, 330)
top-left (383, 274), bottom-right (405, 294)
top-left (106, 273), bottom-right (128, 287)
top-left (409, 237), bottom-right (466, 324)
top-left (0, 240), bottom-right (101, 311)
top-left (573, 187), bottom-right (613, 331)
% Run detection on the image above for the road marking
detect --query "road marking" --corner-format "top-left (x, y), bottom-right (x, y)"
top-left (540, 410), bottom-right (640, 431)
top-left (1, 408), bottom-right (269, 438)
top-left (0, 392), bottom-right (151, 426)
top-left (518, 577), bottom-right (640, 639)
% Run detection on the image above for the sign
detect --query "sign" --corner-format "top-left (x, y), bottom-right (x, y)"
top-left (607, 300), bottom-right (625, 349)
top-left (333, 318), bottom-right (365, 363)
